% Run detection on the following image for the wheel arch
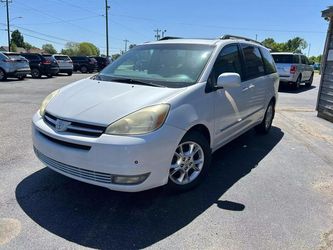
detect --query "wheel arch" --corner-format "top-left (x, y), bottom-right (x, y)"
top-left (184, 124), bottom-right (211, 148)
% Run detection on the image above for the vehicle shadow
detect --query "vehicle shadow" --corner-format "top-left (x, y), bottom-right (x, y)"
top-left (16, 127), bottom-right (284, 249)
top-left (278, 84), bottom-right (315, 93)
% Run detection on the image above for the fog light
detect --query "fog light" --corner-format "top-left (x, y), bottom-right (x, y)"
top-left (112, 173), bottom-right (150, 185)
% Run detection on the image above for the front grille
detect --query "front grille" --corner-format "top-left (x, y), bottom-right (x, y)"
top-left (34, 147), bottom-right (112, 184)
top-left (38, 131), bottom-right (91, 150)
top-left (44, 112), bottom-right (105, 137)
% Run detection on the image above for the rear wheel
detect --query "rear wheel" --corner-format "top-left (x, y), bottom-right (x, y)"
top-left (305, 73), bottom-right (314, 87)
top-left (31, 68), bottom-right (41, 78)
top-left (0, 69), bottom-right (7, 81)
top-left (293, 75), bottom-right (301, 89)
top-left (80, 65), bottom-right (88, 73)
top-left (255, 101), bottom-right (275, 134)
top-left (168, 131), bottom-right (211, 191)
top-left (18, 75), bottom-right (26, 80)
top-left (67, 71), bottom-right (73, 76)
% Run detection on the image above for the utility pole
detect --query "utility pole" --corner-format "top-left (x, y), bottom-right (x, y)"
top-left (255, 34), bottom-right (258, 41)
top-left (308, 43), bottom-right (311, 57)
top-left (105, 0), bottom-right (110, 57)
top-left (1, 0), bottom-right (11, 51)
top-left (123, 39), bottom-right (129, 52)
top-left (154, 29), bottom-right (161, 40)
top-left (162, 29), bottom-right (167, 38)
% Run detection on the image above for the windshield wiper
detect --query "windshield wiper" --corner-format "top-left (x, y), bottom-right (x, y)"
top-left (109, 77), bottom-right (166, 88)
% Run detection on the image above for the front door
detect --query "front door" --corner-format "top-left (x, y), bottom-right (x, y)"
top-left (210, 44), bottom-right (252, 147)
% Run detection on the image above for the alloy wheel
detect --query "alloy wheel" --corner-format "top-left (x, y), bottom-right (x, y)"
top-left (169, 141), bottom-right (204, 185)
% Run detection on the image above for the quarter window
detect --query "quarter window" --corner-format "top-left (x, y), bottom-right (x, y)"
top-left (241, 44), bottom-right (265, 80)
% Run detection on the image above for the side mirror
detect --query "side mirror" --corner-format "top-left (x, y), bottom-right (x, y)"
top-left (216, 73), bottom-right (241, 89)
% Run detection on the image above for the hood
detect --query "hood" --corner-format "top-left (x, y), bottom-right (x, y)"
top-left (45, 79), bottom-right (185, 126)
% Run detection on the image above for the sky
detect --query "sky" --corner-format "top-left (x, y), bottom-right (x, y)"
top-left (0, 0), bottom-right (331, 56)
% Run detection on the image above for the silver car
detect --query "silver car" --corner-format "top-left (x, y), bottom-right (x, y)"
top-left (0, 52), bottom-right (31, 81)
top-left (271, 52), bottom-right (314, 88)
top-left (53, 54), bottom-right (73, 76)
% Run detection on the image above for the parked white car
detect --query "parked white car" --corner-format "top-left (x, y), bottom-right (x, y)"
top-left (32, 35), bottom-right (279, 192)
top-left (271, 52), bottom-right (314, 89)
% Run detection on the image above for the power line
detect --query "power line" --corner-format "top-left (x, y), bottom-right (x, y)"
top-left (20, 15), bottom-right (102, 26)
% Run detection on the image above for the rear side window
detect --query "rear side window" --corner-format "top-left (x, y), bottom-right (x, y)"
top-left (301, 56), bottom-right (310, 65)
top-left (211, 44), bottom-right (243, 83)
top-left (241, 44), bottom-right (265, 80)
top-left (260, 48), bottom-right (277, 74)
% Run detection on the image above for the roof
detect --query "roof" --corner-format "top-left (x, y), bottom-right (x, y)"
top-left (270, 52), bottom-right (303, 55)
top-left (322, 6), bottom-right (333, 18)
top-left (147, 37), bottom-right (265, 49)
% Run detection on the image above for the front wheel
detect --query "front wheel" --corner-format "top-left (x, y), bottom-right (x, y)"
top-left (255, 101), bottom-right (275, 134)
top-left (0, 69), bottom-right (7, 81)
top-left (168, 131), bottom-right (211, 191)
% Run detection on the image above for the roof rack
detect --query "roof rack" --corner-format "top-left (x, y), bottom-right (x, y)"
top-left (158, 36), bottom-right (183, 41)
top-left (220, 34), bottom-right (262, 45)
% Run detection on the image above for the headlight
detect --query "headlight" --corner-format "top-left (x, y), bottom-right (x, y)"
top-left (105, 104), bottom-right (170, 135)
top-left (39, 89), bottom-right (60, 116)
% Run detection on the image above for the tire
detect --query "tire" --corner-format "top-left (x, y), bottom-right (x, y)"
top-left (18, 75), bottom-right (26, 80)
top-left (31, 68), bottom-right (41, 78)
top-left (167, 131), bottom-right (211, 191)
top-left (255, 101), bottom-right (275, 134)
top-left (80, 65), bottom-right (88, 73)
top-left (67, 71), bottom-right (73, 76)
top-left (293, 75), bottom-right (301, 89)
top-left (0, 69), bottom-right (7, 81)
top-left (46, 74), bottom-right (53, 78)
top-left (305, 73), bottom-right (314, 88)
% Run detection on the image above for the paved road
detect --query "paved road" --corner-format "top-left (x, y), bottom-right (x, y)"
top-left (0, 74), bottom-right (332, 249)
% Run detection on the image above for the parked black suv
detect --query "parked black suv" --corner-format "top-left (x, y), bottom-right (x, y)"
top-left (90, 56), bottom-right (111, 71)
top-left (21, 53), bottom-right (59, 78)
top-left (70, 56), bottom-right (98, 73)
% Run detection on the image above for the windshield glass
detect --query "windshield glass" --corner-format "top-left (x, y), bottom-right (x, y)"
top-left (99, 44), bottom-right (215, 88)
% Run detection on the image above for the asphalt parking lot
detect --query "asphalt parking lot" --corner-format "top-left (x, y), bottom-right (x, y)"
top-left (0, 74), bottom-right (333, 249)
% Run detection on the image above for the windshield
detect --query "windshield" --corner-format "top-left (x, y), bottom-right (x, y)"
top-left (99, 44), bottom-right (215, 88)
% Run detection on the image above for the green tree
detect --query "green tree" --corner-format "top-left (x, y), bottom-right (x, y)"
top-left (78, 42), bottom-right (99, 56)
top-left (10, 42), bottom-right (17, 52)
top-left (11, 30), bottom-right (24, 47)
top-left (261, 37), bottom-right (308, 53)
top-left (42, 44), bottom-right (57, 54)
top-left (111, 53), bottom-right (121, 61)
top-left (23, 42), bottom-right (33, 50)
top-left (61, 42), bottom-right (99, 56)
top-left (129, 44), bottom-right (136, 50)
top-left (61, 42), bottom-right (80, 56)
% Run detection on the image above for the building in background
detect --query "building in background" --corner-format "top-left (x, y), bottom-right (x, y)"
top-left (317, 6), bottom-right (333, 122)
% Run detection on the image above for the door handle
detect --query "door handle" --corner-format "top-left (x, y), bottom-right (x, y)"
top-left (242, 84), bottom-right (255, 92)
top-left (248, 84), bottom-right (255, 89)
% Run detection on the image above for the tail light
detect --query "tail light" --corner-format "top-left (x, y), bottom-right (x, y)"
top-left (42, 60), bottom-right (52, 65)
top-left (290, 65), bottom-right (297, 74)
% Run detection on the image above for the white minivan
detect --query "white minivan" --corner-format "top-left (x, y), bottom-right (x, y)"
top-left (32, 35), bottom-right (279, 192)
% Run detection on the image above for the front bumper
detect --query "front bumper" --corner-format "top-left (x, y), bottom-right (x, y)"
top-left (32, 113), bottom-right (185, 192)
